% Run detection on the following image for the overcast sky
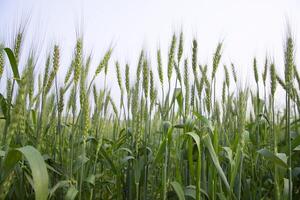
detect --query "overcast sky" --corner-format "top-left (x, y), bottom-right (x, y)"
top-left (0, 0), bottom-right (300, 107)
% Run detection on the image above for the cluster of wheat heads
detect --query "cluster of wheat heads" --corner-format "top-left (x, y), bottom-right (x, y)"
top-left (0, 27), bottom-right (300, 200)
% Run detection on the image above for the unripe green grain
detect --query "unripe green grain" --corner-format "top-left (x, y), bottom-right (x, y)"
top-left (45, 45), bottom-right (60, 94)
top-left (68, 86), bottom-right (76, 113)
top-left (110, 96), bottom-right (118, 117)
top-left (224, 65), bottom-right (230, 90)
top-left (174, 61), bottom-right (182, 84)
top-left (157, 49), bottom-right (164, 87)
top-left (137, 50), bottom-right (144, 84)
top-left (212, 42), bottom-right (222, 80)
top-left (125, 63), bottom-right (130, 94)
top-left (285, 37), bottom-right (294, 88)
top-left (6, 79), bottom-right (12, 102)
top-left (192, 39), bottom-right (197, 74)
top-left (293, 65), bottom-right (300, 92)
top-left (253, 57), bottom-right (259, 83)
top-left (205, 82), bottom-right (211, 115)
top-left (13, 32), bottom-right (23, 65)
top-left (26, 61), bottom-right (34, 101)
top-left (79, 66), bottom-right (90, 137)
top-left (131, 51), bottom-right (143, 119)
top-left (58, 87), bottom-right (64, 115)
top-left (197, 65), bottom-right (207, 98)
top-left (262, 57), bottom-right (268, 86)
top-left (142, 59), bottom-right (149, 98)
top-left (177, 31), bottom-right (183, 63)
top-left (74, 39), bottom-right (83, 84)
top-left (270, 63), bottom-right (276, 97)
top-left (184, 59), bottom-right (190, 115)
top-left (276, 74), bottom-right (287, 91)
top-left (0, 49), bottom-right (4, 78)
top-left (84, 54), bottom-right (92, 77)
top-left (190, 84), bottom-right (195, 108)
top-left (150, 69), bottom-right (155, 109)
top-left (222, 81), bottom-right (226, 104)
top-left (43, 55), bottom-right (51, 89)
top-left (10, 76), bottom-right (26, 136)
top-left (115, 61), bottom-right (124, 94)
top-left (284, 33), bottom-right (294, 200)
top-left (231, 63), bottom-right (237, 83)
top-left (167, 34), bottom-right (176, 82)
top-left (92, 85), bottom-right (98, 105)
top-left (53, 45), bottom-right (60, 72)
top-left (96, 48), bottom-right (112, 76)
top-left (201, 65), bottom-right (209, 87)
top-left (65, 60), bottom-right (74, 84)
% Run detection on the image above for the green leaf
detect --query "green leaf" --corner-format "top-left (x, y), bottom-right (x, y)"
top-left (230, 143), bottom-right (244, 193)
top-left (283, 178), bottom-right (289, 200)
top-left (170, 181), bottom-right (185, 200)
top-left (203, 134), bottom-right (230, 192)
top-left (85, 174), bottom-right (95, 186)
top-left (154, 139), bottom-right (167, 164)
top-left (0, 146), bottom-right (49, 200)
top-left (0, 150), bottom-right (5, 157)
top-left (216, 192), bottom-right (228, 200)
top-left (121, 155), bottom-right (135, 164)
top-left (283, 134), bottom-right (300, 153)
top-left (292, 167), bottom-right (300, 177)
top-left (184, 185), bottom-right (210, 200)
top-left (257, 149), bottom-right (288, 168)
top-left (185, 132), bottom-right (200, 152)
top-left (118, 147), bottom-right (133, 155)
top-left (49, 180), bottom-right (71, 198)
top-left (65, 185), bottom-right (78, 200)
top-left (73, 154), bottom-right (89, 173)
top-left (184, 185), bottom-right (196, 199)
top-left (31, 109), bottom-right (37, 130)
top-left (0, 93), bottom-right (8, 119)
top-left (193, 112), bottom-right (213, 132)
top-left (100, 147), bottom-right (118, 174)
top-left (4, 48), bottom-right (20, 83)
top-left (292, 135), bottom-right (300, 152)
top-left (134, 157), bottom-right (144, 184)
top-left (222, 147), bottom-right (233, 163)
top-left (294, 145), bottom-right (300, 151)
top-left (175, 89), bottom-right (183, 115)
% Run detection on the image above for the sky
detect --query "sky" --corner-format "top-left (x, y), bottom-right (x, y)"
top-left (0, 0), bottom-right (300, 107)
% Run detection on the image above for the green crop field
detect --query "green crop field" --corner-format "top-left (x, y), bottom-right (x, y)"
top-left (0, 26), bottom-right (299, 200)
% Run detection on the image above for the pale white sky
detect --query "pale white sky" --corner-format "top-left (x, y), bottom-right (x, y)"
top-left (0, 0), bottom-right (300, 107)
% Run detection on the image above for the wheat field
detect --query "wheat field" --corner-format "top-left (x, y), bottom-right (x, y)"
top-left (0, 25), bottom-right (299, 200)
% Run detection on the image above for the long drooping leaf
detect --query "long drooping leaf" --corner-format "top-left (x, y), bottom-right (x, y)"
top-left (257, 149), bottom-right (288, 168)
top-left (134, 157), bottom-right (144, 185)
top-left (85, 174), bottom-right (96, 186)
top-left (73, 154), bottom-right (89, 173)
top-left (4, 48), bottom-right (20, 83)
top-left (0, 146), bottom-right (49, 200)
top-left (170, 181), bottom-right (185, 200)
top-left (154, 139), bottom-right (167, 164)
top-left (100, 147), bottom-right (118, 174)
top-left (184, 185), bottom-right (210, 200)
top-left (193, 112), bottom-right (213, 132)
top-left (65, 186), bottom-right (78, 200)
top-left (185, 131), bottom-right (201, 200)
top-left (203, 134), bottom-right (230, 192)
top-left (49, 180), bottom-right (71, 198)
top-left (185, 132), bottom-right (200, 152)
top-left (282, 133), bottom-right (300, 153)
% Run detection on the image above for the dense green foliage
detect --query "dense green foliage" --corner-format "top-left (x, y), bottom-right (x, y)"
top-left (0, 27), bottom-right (300, 200)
